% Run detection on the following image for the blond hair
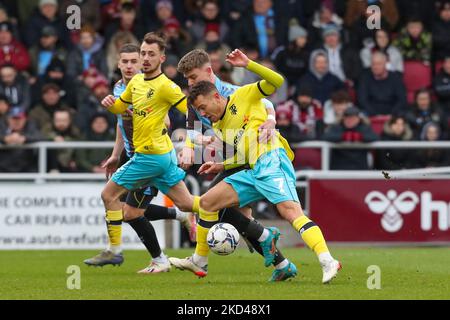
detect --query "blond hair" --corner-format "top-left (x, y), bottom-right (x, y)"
top-left (177, 49), bottom-right (210, 74)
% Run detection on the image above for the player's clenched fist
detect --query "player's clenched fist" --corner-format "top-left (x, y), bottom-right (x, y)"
top-left (102, 95), bottom-right (116, 108)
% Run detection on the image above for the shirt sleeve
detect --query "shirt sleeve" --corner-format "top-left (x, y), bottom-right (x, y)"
top-left (235, 82), bottom-right (272, 104)
top-left (245, 60), bottom-right (284, 97)
top-left (164, 81), bottom-right (187, 115)
top-left (109, 78), bottom-right (133, 114)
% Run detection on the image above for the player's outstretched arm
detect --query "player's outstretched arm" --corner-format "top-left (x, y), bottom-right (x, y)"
top-left (226, 49), bottom-right (284, 95)
top-left (101, 94), bottom-right (128, 114)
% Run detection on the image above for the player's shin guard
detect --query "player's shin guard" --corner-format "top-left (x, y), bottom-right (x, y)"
top-left (292, 215), bottom-right (329, 256)
top-left (106, 209), bottom-right (123, 253)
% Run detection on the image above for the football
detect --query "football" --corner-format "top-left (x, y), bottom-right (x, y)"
top-left (207, 223), bottom-right (240, 255)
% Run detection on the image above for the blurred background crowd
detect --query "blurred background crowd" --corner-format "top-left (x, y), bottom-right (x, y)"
top-left (0, 0), bottom-right (450, 174)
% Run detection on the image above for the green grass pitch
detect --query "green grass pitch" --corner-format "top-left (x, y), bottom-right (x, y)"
top-left (0, 247), bottom-right (449, 300)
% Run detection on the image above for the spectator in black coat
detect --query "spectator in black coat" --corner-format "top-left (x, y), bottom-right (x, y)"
top-left (357, 51), bottom-right (407, 116)
top-left (322, 106), bottom-right (378, 170)
top-left (396, 0), bottom-right (438, 30)
top-left (275, 108), bottom-right (305, 146)
top-left (75, 113), bottom-right (115, 173)
top-left (271, 24), bottom-right (310, 87)
top-left (297, 49), bottom-right (344, 105)
top-left (412, 122), bottom-right (450, 168)
top-left (432, 2), bottom-right (450, 61)
top-left (66, 25), bottom-right (108, 80)
top-left (376, 115), bottom-right (414, 170)
top-left (189, 0), bottom-right (229, 45)
top-left (307, 3), bottom-right (344, 48)
top-left (220, 0), bottom-right (252, 25)
top-left (28, 25), bottom-right (67, 79)
top-left (230, 0), bottom-right (288, 58)
top-left (41, 107), bottom-right (81, 173)
top-left (32, 57), bottom-right (75, 107)
top-left (348, 10), bottom-right (393, 50)
top-left (24, 0), bottom-right (71, 48)
top-left (103, 2), bottom-right (144, 46)
top-left (29, 83), bottom-right (74, 130)
top-left (405, 88), bottom-right (448, 140)
top-left (140, 0), bottom-right (186, 32)
top-left (0, 107), bottom-right (43, 172)
top-left (0, 64), bottom-right (30, 111)
top-left (75, 77), bottom-right (115, 132)
top-left (0, 94), bottom-right (9, 126)
top-left (433, 56), bottom-right (450, 114)
top-left (318, 24), bottom-right (362, 85)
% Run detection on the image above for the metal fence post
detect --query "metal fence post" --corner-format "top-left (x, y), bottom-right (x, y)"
top-left (37, 143), bottom-right (47, 183)
top-left (321, 143), bottom-right (330, 171)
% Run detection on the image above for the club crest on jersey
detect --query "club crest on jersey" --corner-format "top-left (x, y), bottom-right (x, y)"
top-left (147, 88), bottom-right (155, 99)
top-left (229, 104), bottom-right (237, 115)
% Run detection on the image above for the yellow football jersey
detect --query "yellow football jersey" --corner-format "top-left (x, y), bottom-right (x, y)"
top-left (213, 82), bottom-right (294, 169)
top-left (111, 73), bottom-right (187, 154)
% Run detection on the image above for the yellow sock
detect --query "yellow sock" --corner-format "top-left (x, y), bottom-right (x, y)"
top-left (106, 209), bottom-right (123, 247)
top-left (192, 196), bottom-right (200, 213)
top-left (192, 196), bottom-right (219, 257)
top-left (292, 215), bottom-right (329, 256)
top-left (195, 224), bottom-right (210, 256)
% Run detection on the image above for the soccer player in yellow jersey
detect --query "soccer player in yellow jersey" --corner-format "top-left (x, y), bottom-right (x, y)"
top-left (170, 49), bottom-right (297, 282)
top-left (184, 49), bottom-right (341, 284)
top-left (84, 43), bottom-right (194, 272)
top-left (100, 33), bottom-right (211, 273)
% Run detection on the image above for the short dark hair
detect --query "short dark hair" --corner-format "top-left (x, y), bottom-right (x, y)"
top-left (330, 90), bottom-right (351, 103)
top-left (407, 17), bottom-right (424, 25)
top-left (388, 115), bottom-right (406, 126)
top-left (414, 87), bottom-right (431, 100)
top-left (0, 94), bottom-right (9, 104)
top-left (188, 81), bottom-right (217, 106)
top-left (177, 49), bottom-right (210, 74)
top-left (142, 32), bottom-right (166, 52)
top-left (54, 107), bottom-right (73, 120)
top-left (119, 43), bottom-right (140, 54)
top-left (121, 2), bottom-right (136, 12)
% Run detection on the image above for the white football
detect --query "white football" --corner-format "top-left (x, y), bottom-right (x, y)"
top-left (207, 223), bottom-right (240, 255)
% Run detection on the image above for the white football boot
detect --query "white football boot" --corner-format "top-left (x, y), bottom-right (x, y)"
top-left (321, 259), bottom-right (342, 284)
top-left (137, 260), bottom-right (171, 274)
top-left (169, 256), bottom-right (207, 278)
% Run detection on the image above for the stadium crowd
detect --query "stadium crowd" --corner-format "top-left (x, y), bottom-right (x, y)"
top-left (0, 0), bottom-right (450, 173)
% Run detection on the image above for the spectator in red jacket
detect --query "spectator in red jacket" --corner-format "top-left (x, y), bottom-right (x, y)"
top-left (0, 22), bottom-right (30, 72)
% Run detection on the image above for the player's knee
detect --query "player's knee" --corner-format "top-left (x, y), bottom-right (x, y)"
top-left (200, 196), bottom-right (217, 212)
top-left (122, 204), bottom-right (143, 221)
top-left (101, 189), bottom-right (114, 206)
top-left (277, 202), bottom-right (302, 223)
top-left (239, 207), bottom-right (253, 219)
top-left (172, 198), bottom-right (192, 212)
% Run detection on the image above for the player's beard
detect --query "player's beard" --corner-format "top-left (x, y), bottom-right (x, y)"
top-left (143, 61), bottom-right (161, 77)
